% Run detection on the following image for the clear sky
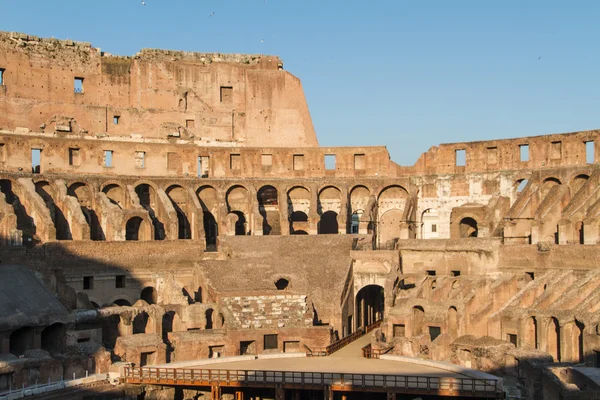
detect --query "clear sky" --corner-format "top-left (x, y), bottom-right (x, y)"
top-left (3, 1), bottom-right (599, 165)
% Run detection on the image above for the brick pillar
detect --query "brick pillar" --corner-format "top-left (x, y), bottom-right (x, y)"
top-left (309, 183), bottom-right (319, 235)
top-left (338, 186), bottom-right (349, 234)
top-left (279, 186), bottom-right (290, 235)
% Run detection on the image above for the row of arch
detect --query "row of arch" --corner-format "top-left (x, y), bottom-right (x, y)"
top-left (7, 323), bottom-right (66, 357)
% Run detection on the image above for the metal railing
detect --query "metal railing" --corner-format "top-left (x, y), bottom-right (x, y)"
top-left (361, 343), bottom-right (394, 359)
top-left (305, 319), bottom-right (382, 357)
top-left (123, 366), bottom-right (501, 396)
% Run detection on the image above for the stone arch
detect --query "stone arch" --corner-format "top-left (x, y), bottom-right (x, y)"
top-left (421, 208), bottom-right (440, 239)
top-left (0, 179), bottom-right (36, 243)
top-left (35, 181), bottom-right (71, 240)
top-left (141, 286), bottom-right (158, 305)
top-left (135, 183), bottom-right (165, 240)
top-left (571, 174), bottom-right (589, 194)
top-left (68, 182), bottom-right (103, 240)
top-left (288, 186), bottom-right (311, 232)
top-left (515, 178), bottom-right (529, 193)
top-left (226, 185), bottom-right (250, 236)
top-left (459, 217), bottom-right (478, 238)
top-left (257, 185), bottom-right (280, 235)
top-left (412, 306), bottom-right (425, 336)
top-left (166, 185), bottom-right (191, 239)
top-left (41, 323), bottom-right (65, 354)
top-left (133, 312), bottom-right (149, 334)
top-left (10, 327), bottom-right (34, 356)
top-left (125, 216), bottom-right (151, 241)
top-left (197, 185), bottom-right (219, 214)
top-left (112, 299), bottom-right (132, 307)
top-left (318, 186), bottom-right (341, 234)
top-left (448, 306), bottom-right (458, 337)
top-left (102, 183), bottom-right (125, 208)
top-left (349, 185), bottom-right (370, 234)
top-left (378, 185), bottom-right (409, 245)
top-left (355, 284), bottom-right (384, 330)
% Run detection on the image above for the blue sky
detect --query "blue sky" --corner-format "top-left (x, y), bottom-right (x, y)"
top-left (3, 1), bottom-right (599, 165)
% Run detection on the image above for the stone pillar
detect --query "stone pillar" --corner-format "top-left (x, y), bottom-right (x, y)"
top-left (583, 218), bottom-right (598, 245)
top-left (279, 186), bottom-right (290, 235)
top-left (249, 186), bottom-right (262, 236)
top-left (217, 188), bottom-right (229, 237)
top-left (338, 186), bottom-right (349, 234)
top-left (309, 183), bottom-right (319, 235)
top-left (557, 218), bottom-right (572, 245)
top-left (187, 187), bottom-right (204, 242)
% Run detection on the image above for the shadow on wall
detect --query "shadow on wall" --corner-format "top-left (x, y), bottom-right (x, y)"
top-left (0, 236), bottom-right (207, 396)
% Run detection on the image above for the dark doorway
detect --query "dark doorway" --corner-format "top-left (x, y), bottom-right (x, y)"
top-left (318, 211), bottom-right (338, 234)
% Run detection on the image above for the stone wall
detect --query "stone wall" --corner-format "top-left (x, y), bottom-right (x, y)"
top-left (222, 294), bottom-right (311, 329)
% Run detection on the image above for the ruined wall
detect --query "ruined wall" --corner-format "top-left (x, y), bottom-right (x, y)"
top-left (0, 32), bottom-right (317, 148)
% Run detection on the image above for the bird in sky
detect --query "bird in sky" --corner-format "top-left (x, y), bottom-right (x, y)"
top-left (210, 12), bottom-right (215, 17)
top-left (261, 39), bottom-right (264, 43)
top-left (141, 1), bottom-right (146, 5)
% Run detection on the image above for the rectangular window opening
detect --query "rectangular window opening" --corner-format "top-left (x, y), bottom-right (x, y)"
top-left (230, 154), bottom-right (241, 170)
top-left (455, 149), bottom-right (466, 166)
top-left (551, 141), bottom-right (562, 160)
top-left (261, 154), bottom-right (273, 167)
top-left (487, 146), bottom-right (498, 164)
top-left (135, 151), bottom-right (146, 169)
top-left (31, 149), bottom-right (41, 174)
top-left (220, 86), bottom-right (233, 103)
top-left (393, 324), bottom-right (406, 338)
top-left (69, 148), bottom-right (80, 166)
top-left (77, 338), bottom-right (90, 343)
top-left (526, 272), bottom-right (535, 280)
top-left (264, 334), bottom-right (278, 350)
top-left (354, 154), bottom-right (365, 170)
top-left (325, 154), bottom-right (336, 170)
top-left (186, 119), bottom-right (195, 129)
top-left (113, 115), bottom-right (120, 125)
top-left (104, 150), bottom-right (113, 168)
top-left (198, 156), bottom-right (209, 178)
top-left (508, 333), bottom-right (518, 346)
top-left (451, 270), bottom-right (461, 277)
top-left (293, 154), bottom-right (304, 171)
top-left (520, 144), bottom-right (529, 162)
top-left (0, 68), bottom-right (4, 85)
top-left (83, 276), bottom-right (94, 290)
top-left (586, 141), bottom-right (595, 164)
top-left (74, 77), bottom-right (84, 94)
top-left (240, 340), bottom-right (256, 355)
top-left (116, 275), bottom-right (126, 289)
top-left (429, 326), bottom-right (442, 341)
top-left (426, 270), bottom-right (436, 276)
top-left (431, 224), bottom-right (437, 233)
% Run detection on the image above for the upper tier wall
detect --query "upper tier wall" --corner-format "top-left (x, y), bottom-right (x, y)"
top-left (0, 31), bottom-right (318, 148)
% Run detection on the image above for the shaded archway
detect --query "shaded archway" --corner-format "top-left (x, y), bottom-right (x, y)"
top-left (68, 182), bottom-right (103, 240)
top-left (10, 327), bottom-right (33, 356)
top-left (41, 323), bottom-right (65, 354)
top-left (133, 312), bottom-right (149, 334)
top-left (288, 186), bottom-right (310, 234)
top-left (290, 211), bottom-right (308, 235)
top-left (113, 299), bottom-right (131, 307)
top-left (205, 309), bottom-right (214, 329)
top-left (421, 208), bottom-right (439, 239)
top-left (166, 185), bottom-right (191, 239)
top-left (135, 184), bottom-right (165, 240)
top-left (141, 286), bottom-right (157, 305)
top-left (125, 217), bottom-right (145, 241)
top-left (378, 185), bottom-right (409, 245)
top-left (412, 306), bottom-right (425, 336)
top-left (102, 184), bottom-right (125, 208)
top-left (0, 179), bottom-right (36, 244)
top-left (355, 285), bottom-right (384, 330)
top-left (35, 181), bottom-right (71, 240)
top-left (258, 185), bottom-right (280, 235)
top-left (318, 211), bottom-right (338, 234)
top-left (228, 211), bottom-right (247, 236)
top-left (226, 185), bottom-right (250, 235)
top-left (459, 217), bottom-right (478, 238)
top-left (203, 211), bottom-right (218, 249)
top-left (448, 306), bottom-right (458, 338)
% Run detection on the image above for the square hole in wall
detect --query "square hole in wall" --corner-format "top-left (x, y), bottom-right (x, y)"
top-left (240, 340), bottom-right (256, 355)
top-left (519, 144), bottom-right (529, 162)
top-left (261, 154), bottom-right (272, 167)
top-left (487, 146), bottom-right (498, 164)
top-left (0, 68), bottom-right (5, 85)
top-left (325, 154), bottom-right (336, 170)
top-left (74, 77), bottom-right (84, 94)
top-left (135, 151), bottom-right (146, 169)
top-left (551, 141), bottom-right (562, 159)
top-left (429, 326), bottom-right (442, 341)
top-left (586, 141), bottom-right (595, 164)
top-left (264, 334), bottom-right (278, 350)
top-left (220, 86), bottom-right (233, 103)
top-left (451, 270), bottom-right (461, 277)
top-left (69, 148), bottom-right (80, 166)
top-left (31, 148), bottom-right (41, 174)
top-left (293, 154), bottom-right (304, 171)
top-left (104, 150), bottom-right (113, 168)
top-left (426, 270), bottom-right (436, 276)
top-left (507, 333), bottom-right (517, 346)
top-left (455, 149), bottom-right (466, 166)
top-left (431, 224), bottom-right (437, 233)
top-left (393, 324), bottom-right (406, 337)
top-left (186, 119), bottom-right (195, 129)
top-left (197, 156), bottom-right (210, 178)
top-left (230, 154), bottom-right (241, 170)
top-left (113, 115), bottom-right (120, 125)
top-left (115, 275), bottom-right (126, 288)
top-left (83, 276), bottom-right (94, 290)
top-left (354, 153), bottom-right (365, 170)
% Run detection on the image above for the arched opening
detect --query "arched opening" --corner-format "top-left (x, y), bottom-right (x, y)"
top-left (102, 184), bottom-right (124, 208)
top-left (230, 211), bottom-right (247, 236)
top-left (35, 181), bottom-right (71, 240)
top-left (355, 285), bottom-right (384, 330)
top-left (0, 179), bottom-right (36, 244)
top-left (412, 306), bottom-right (425, 336)
top-left (162, 311), bottom-right (175, 342)
top-left (203, 211), bottom-right (218, 249)
top-left (547, 317), bottom-right (561, 362)
top-left (102, 315), bottom-right (120, 349)
top-left (290, 211), bottom-right (309, 235)
top-left (318, 211), bottom-right (338, 234)
top-left (226, 186), bottom-right (250, 235)
top-left (205, 309), bottom-right (214, 329)
top-left (459, 217), bottom-right (478, 238)
top-left (275, 278), bottom-right (289, 290)
top-left (350, 186), bottom-right (370, 234)
top-left (10, 327), bottom-right (33, 356)
top-left (526, 316), bottom-right (538, 349)
top-left (166, 186), bottom-right (191, 239)
top-left (448, 306), bottom-right (458, 338)
top-left (113, 299), bottom-right (131, 307)
top-left (195, 287), bottom-right (203, 303)
top-left (378, 186), bottom-right (409, 245)
top-left (258, 185), bottom-right (280, 235)
top-left (515, 179), bottom-right (529, 193)
top-left (41, 323), bottom-right (65, 354)
top-left (133, 312), bottom-right (149, 334)
top-left (421, 208), bottom-right (439, 239)
top-left (141, 287), bottom-right (157, 305)
top-left (135, 184), bottom-right (165, 240)
top-left (68, 182), bottom-right (103, 240)
top-left (125, 217), bottom-right (144, 241)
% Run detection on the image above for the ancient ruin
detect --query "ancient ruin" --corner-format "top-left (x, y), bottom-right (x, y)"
top-left (0, 31), bottom-right (599, 399)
